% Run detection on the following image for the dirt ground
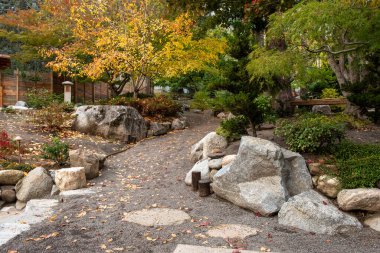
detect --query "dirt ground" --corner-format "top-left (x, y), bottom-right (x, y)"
top-left (1, 111), bottom-right (380, 253)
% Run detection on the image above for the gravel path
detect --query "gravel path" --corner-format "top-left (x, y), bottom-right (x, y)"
top-left (3, 112), bottom-right (380, 253)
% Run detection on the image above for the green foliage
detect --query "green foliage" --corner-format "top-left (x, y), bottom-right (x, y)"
top-left (25, 88), bottom-right (62, 109)
top-left (321, 88), bottom-right (340, 99)
top-left (275, 114), bottom-right (345, 153)
top-left (254, 94), bottom-right (277, 124)
top-left (42, 137), bottom-right (69, 165)
top-left (32, 102), bottom-right (70, 132)
top-left (190, 91), bottom-right (212, 110)
top-left (332, 113), bottom-right (369, 130)
top-left (216, 115), bottom-right (249, 142)
top-left (1, 106), bottom-right (16, 114)
top-left (333, 141), bottom-right (380, 189)
top-left (0, 160), bottom-right (33, 172)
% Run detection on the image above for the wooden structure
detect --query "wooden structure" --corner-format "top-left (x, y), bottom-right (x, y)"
top-left (290, 98), bottom-right (347, 106)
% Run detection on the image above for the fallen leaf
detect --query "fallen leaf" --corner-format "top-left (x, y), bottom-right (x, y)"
top-left (100, 244), bottom-right (107, 249)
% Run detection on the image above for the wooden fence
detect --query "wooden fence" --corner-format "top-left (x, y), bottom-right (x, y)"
top-left (0, 70), bottom-right (110, 107)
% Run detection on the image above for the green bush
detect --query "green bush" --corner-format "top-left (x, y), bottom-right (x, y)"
top-left (25, 88), bottom-right (62, 109)
top-left (42, 137), bottom-right (69, 165)
top-left (329, 141), bottom-right (380, 189)
top-left (0, 160), bottom-right (33, 172)
top-left (275, 114), bottom-right (345, 153)
top-left (138, 95), bottom-right (182, 118)
top-left (331, 113), bottom-right (369, 129)
top-left (190, 91), bottom-right (212, 110)
top-left (321, 88), bottom-right (340, 99)
top-left (32, 102), bottom-right (70, 132)
top-left (216, 115), bottom-right (249, 141)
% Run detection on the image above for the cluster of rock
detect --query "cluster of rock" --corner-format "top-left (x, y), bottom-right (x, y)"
top-left (187, 133), bottom-right (380, 235)
top-left (73, 105), bottom-right (187, 142)
top-left (0, 148), bottom-right (104, 210)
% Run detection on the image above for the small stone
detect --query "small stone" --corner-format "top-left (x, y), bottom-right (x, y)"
top-left (50, 185), bottom-right (60, 196)
top-left (312, 176), bottom-right (319, 187)
top-left (312, 105), bottom-right (332, 115)
top-left (308, 163), bottom-right (321, 176)
top-left (337, 188), bottom-right (380, 212)
top-left (123, 208), bottom-right (190, 226)
top-left (207, 224), bottom-right (258, 239)
top-left (0, 170), bottom-right (25, 185)
top-left (209, 170), bottom-right (218, 182)
top-left (221, 155), bottom-right (236, 167)
top-left (208, 152), bottom-right (226, 159)
top-left (364, 213), bottom-right (380, 232)
top-left (208, 159), bottom-right (222, 170)
top-left (15, 200), bottom-right (26, 210)
top-left (316, 175), bottom-right (341, 198)
top-left (1, 186), bottom-right (16, 203)
top-left (55, 167), bottom-right (87, 191)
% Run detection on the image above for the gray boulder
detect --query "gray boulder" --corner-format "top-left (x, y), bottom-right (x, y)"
top-left (73, 105), bottom-right (148, 142)
top-left (55, 167), bottom-right (87, 191)
top-left (281, 149), bottom-right (313, 197)
top-left (312, 105), bottom-right (332, 115)
top-left (278, 190), bottom-right (362, 235)
top-left (208, 159), bottom-right (223, 170)
top-left (190, 132), bottom-right (228, 163)
top-left (171, 118), bottom-right (187, 130)
top-left (1, 186), bottom-right (16, 203)
top-left (149, 122), bottom-right (171, 136)
top-left (337, 188), bottom-right (380, 212)
top-left (185, 159), bottom-right (210, 185)
top-left (15, 167), bottom-right (54, 202)
top-left (69, 149), bottom-right (103, 180)
top-left (0, 170), bottom-right (25, 185)
top-left (212, 137), bottom-right (313, 216)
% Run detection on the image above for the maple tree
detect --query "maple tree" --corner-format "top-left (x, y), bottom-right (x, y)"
top-left (0, 0), bottom-right (226, 97)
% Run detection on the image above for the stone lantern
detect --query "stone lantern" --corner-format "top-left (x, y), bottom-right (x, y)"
top-left (62, 81), bottom-right (74, 103)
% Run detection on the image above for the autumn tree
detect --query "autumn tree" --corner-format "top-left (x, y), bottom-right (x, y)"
top-left (0, 0), bottom-right (226, 97)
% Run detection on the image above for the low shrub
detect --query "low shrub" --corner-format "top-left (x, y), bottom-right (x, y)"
top-left (275, 114), bottom-right (345, 153)
top-left (25, 88), bottom-right (61, 109)
top-left (139, 95), bottom-right (182, 118)
top-left (1, 106), bottom-right (16, 114)
top-left (326, 141), bottom-right (380, 189)
top-left (0, 130), bottom-right (14, 159)
top-left (32, 102), bottom-right (70, 131)
top-left (0, 160), bottom-right (33, 172)
top-left (41, 137), bottom-right (69, 165)
top-left (190, 91), bottom-right (212, 111)
top-left (331, 113), bottom-right (369, 130)
top-left (216, 115), bottom-right (249, 141)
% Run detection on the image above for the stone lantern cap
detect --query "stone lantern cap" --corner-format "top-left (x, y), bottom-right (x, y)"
top-left (62, 81), bottom-right (74, 86)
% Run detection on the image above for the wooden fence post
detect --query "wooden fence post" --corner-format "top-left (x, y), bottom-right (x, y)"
top-left (92, 82), bottom-right (95, 104)
top-left (0, 72), bottom-right (3, 107)
top-left (15, 69), bottom-right (19, 102)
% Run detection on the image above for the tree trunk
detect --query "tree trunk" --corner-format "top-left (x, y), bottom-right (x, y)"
top-left (249, 120), bottom-right (257, 137)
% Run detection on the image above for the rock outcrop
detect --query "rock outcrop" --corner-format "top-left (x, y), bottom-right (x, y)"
top-left (211, 137), bottom-right (312, 216)
top-left (278, 190), bottom-right (362, 235)
top-left (73, 105), bottom-right (148, 142)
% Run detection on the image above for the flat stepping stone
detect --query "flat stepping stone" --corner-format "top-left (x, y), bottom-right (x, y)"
top-left (173, 244), bottom-right (272, 253)
top-left (0, 223), bottom-right (30, 245)
top-left (60, 188), bottom-right (95, 198)
top-left (123, 208), bottom-right (190, 226)
top-left (207, 224), bottom-right (259, 239)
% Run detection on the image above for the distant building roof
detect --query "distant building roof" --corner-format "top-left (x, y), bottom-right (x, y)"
top-left (0, 54), bottom-right (11, 70)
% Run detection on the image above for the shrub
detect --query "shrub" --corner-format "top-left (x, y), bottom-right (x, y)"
top-left (326, 141), bottom-right (380, 189)
top-left (32, 102), bottom-right (70, 131)
top-left (0, 160), bottom-right (33, 172)
top-left (139, 95), bottom-right (182, 118)
top-left (321, 88), bottom-right (340, 99)
top-left (190, 91), bottom-right (212, 110)
top-left (0, 130), bottom-right (15, 159)
top-left (1, 106), bottom-right (16, 114)
top-left (25, 88), bottom-right (61, 109)
top-left (275, 114), bottom-right (345, 153)
top-left (42, 137), bottom-right (69, 165)
top-left (216, 115), bottom-right (249, 141)
top-left (331, 113), bottom-right (370, 130)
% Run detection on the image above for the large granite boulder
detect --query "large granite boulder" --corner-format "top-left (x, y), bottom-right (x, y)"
top-left (212, 137), bottom-right (312, 216)
top-left (279, 190), bottom-right (362, 235)
top-left (190, 132), bottom-right (228, 163)
top-left (69, 149), bottom-right (103, 180)
top-left (185, 159), bottom-right (210, 185)
top-left (337, 188), bottom-right (380, 212)
top-left (15, 167), bottom-right (54, 202)
top-left (55, 167), bottom-right (87, 191)
top-left (0, 170), bottom-right (25, 185)
top-left (73, 105), bottom-right (148, 142)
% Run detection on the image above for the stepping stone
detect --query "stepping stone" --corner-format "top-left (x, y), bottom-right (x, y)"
top-left (60, 188), bottom-right (95, 198)
top-left (123, 208), bottom-right (190, 226)
top-left (173, 244), bottom-right (272, 253)
top-left (0, 223), bottom-right (30, 245)
top-left (207, 224), bottom-right (259, 239)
